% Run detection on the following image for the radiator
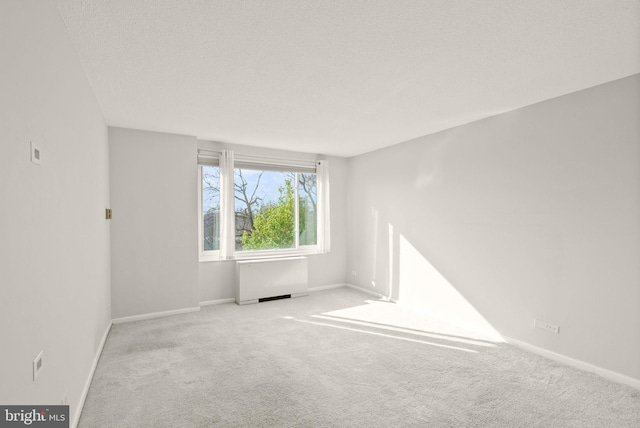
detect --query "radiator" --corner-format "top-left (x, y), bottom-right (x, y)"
top-left (235, 257), bottom-right (308, 305)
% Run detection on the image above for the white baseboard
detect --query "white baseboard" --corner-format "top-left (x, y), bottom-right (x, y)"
top-left (308, 283), bottom-right (347, 293)
top-left (200, 298), bottom-right (235, 306)
top-left (112, 306), bottom-right (201, 324)
top-left (73, 320), bottom-right (112, 428)
top-left (504, 336), bottom-right (640, 391)
top-left (346, 283), bottom-right (389, 300)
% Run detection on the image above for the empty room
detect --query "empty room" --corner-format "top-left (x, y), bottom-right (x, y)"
top-left (1, 0), bottom-right (639, 427)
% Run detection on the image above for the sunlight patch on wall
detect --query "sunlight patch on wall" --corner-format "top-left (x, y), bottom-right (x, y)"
top-left (370, 207), bottom-right (379, 289)
top-left (397, 235), bottom-right (503, 342)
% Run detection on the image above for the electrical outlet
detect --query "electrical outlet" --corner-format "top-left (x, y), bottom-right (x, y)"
top-left (61, 394), bottom-right (67, 405)
top-left (351, 270), bottom-right (357, 277)
top-left (535, 319), bottom-right (559, 334)
top-left (33, 350), bottom-right (44, 381)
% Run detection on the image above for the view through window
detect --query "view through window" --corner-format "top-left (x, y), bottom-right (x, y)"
top-left (200, 165), bottom-right (317, 254)
top-left (202, 165), bottom-right (220, 251)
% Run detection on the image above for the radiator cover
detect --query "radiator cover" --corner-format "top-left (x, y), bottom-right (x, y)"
top-left (235, 257), bottom-right (308, 305)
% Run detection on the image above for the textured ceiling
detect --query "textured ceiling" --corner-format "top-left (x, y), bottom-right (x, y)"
top-left (56, 0), bottom-right (640, 157)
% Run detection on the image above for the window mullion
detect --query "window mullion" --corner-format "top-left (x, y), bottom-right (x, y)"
top-left (294, 173), bottom-right (300, 249)
top-left (198, 166), bottom-right (203, 254)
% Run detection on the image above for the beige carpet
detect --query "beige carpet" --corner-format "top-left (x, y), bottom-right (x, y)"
top-left (79, 288), bottom-right (640, 427)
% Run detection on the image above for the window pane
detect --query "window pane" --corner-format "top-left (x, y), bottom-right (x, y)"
top-left (298, 173), bottom-right (317, 246)
top-left (202, 166), bottom-right (220, 251)
top-left (235, 168), bottom-right (295, 251)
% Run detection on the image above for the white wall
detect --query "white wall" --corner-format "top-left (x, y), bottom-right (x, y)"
top-left (109, 127), bottom-right (199, 318)
top-left (0, 0), bottom-right (111, 422)
top-left (197, 141), bottom-right (348, 302)
top-left (347, 74), bottom-right (640, 381)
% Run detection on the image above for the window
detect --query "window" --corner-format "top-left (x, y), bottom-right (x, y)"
top-left (201, 165), bottom-right (220, 251)
top-left (198, 150), bottom-right (329, 260)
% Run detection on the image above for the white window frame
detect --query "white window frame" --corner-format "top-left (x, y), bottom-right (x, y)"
top-left (198, 150), bottom-right (329, 262)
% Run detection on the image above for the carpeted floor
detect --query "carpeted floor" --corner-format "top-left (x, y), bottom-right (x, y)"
top-left (79, 288), bottom-right (640, 427)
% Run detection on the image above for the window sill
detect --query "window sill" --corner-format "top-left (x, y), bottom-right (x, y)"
top-left (199, 247), bottom-right (323, 263)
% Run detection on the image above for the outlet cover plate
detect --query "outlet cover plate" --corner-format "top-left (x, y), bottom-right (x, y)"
top-left (33, 350), bottom-right (44, 381)
top-left (535, 319), bottom-right (560, 334)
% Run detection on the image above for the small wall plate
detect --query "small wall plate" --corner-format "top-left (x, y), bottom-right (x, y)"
top-left (33, 350), bottom-right (44, 381)
top-left (31, 141), bottom-right (41, 165)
